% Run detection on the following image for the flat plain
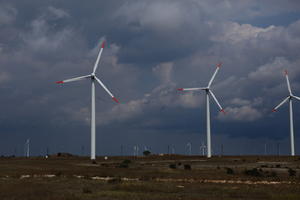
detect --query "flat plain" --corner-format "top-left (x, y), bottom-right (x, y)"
top-left (0, 155), bottom-right (300, 200)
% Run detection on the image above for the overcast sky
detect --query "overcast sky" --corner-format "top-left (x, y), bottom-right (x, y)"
top-left (1, 0), bottom-right (300, 156)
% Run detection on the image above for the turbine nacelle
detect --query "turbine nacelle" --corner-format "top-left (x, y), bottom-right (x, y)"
top-left (55, 41), bottom-right (119, 104)
top-left (177, 63), bottom-right (225, 114)
top-left (272, 70), bottom-right (299, 112)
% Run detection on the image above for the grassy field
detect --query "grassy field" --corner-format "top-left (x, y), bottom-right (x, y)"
top-left (0, 155), bottom-right (300, 200)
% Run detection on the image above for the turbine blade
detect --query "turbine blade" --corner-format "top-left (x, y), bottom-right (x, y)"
top-left (207, 63), bottom-right (222, 88)
top-left (284, 70), bottom-right (292, 95)
top-left (273, 96), bottom-right (290, 112)
top-left (92, 41), bottom-right (105, 74)
top-left (177, 87), bottom-right (206, 91)
top-left (209, 90), bottom-right (225, 113)
top-left (56, 75), bottom-right (91, 84)
top-left (94, 76), bottom-right (119, 103)
top-left (292, 95), bottom-right (300, 101)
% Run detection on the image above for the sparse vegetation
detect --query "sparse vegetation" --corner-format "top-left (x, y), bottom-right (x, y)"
top-left (184, 164), bottom-right (191, 170)
top-left (226, 167), bottom-right (234, 174)
top-left (82, 187), bottom-right (92, 194)
top-left (288, 168), bottom-right (296, 176)
top-left (119, 159), bottom-right (132, 168)
top-left (0, 156), bottom-right (300, 200)
top-left (143, 150), bottom-right (151, 156)
top-left (244, 168), bottom-right (263, 177)
top-left (169, 163), bottom-right (177, 169)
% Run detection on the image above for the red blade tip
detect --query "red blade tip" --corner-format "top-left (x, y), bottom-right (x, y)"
top-left (56, 81), bottom-right (64, 84)
top-left (101, 41), bottom-right (105, 48)
top-left (284, 70), bottom-right (288, 75)
top-left (220, 109), bottom-right (226, 114)
top-left (112, 97), bottom-right (119, 103)
top-left (272, 109), bottom-right (277, 112)
top-left (177, 88), bottom-right (184, 91)
top-left (216, 62), bottom-right (222, 68)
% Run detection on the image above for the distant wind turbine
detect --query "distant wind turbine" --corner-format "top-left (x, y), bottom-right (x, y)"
top-left (187, 142), bottom-right (192, 155)
top-left (272, 70), bottom-right (300, 156)
top-left (56, 41), bottom-right (119, 160)
top-left (200, 142), bottom-right (206, 156)
top-left (178, 63), bottom-right (225, 158)
top-left (25, 139), bottom-right (30, 158)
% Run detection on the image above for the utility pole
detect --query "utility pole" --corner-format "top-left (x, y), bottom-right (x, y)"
top-left (81, 145), bottom-right (85, 156)
top-left (220, 144), bottom-right (224, 157)
top-left (14, 147), bottom-right (17, 157)
top-left (264, 143), bottom-right (267, 155)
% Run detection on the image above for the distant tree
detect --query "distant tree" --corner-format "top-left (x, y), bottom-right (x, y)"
top-left (143, 150), bottom-right (151, 156)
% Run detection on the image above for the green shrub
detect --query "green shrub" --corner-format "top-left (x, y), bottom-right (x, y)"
top-left (244, 168), bottom-right (263, 177)
top-left (119, 163), bottom-right (129, 168)
top-left (184, 164), bottom-right (191, 170)
top-left (226, 167), bottom-right (234, 174)
top-left (122, 159), bottom-right (131, 164)
top-left (288, 168), bottom-right (296, 176)
top-left (55, 171), bottom-right (62, 177)
top-left (82, 187), bottom-right (92, 194)
top-left (169, 164), bottom-right (177, 169)
top-left (270, 171), bottom-right (278, 177)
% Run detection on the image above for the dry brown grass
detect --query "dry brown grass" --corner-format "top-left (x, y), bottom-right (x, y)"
top-left (0, 155), bottom-right (300, 200)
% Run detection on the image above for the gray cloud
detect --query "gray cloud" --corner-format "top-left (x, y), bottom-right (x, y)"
top-left (0, 1), bottom-right (300, 156)
top-left (0, 4), bottom-right (17, 25)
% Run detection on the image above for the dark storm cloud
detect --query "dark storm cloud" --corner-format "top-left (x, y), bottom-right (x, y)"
top-left (0, 0), bottom-right (300, 156)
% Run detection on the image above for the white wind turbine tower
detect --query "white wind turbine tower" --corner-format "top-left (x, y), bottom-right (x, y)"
top-left (272, 70), bottom-right (300, 156)
top-left (178, 63), bottom-right (225, 158)
top-left (56, 41), bottom-right (119, 160)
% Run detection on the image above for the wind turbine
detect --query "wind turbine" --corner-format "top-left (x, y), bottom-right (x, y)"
top-left (56, 41), bottom-right (119, 160)
top-left (178, 63), bottom-right (225, 158)
top-left (272, 70), bottom-right (300, 156)
top-left (187, 142), bottom-right (192, 155)
top-left (24, 139), bottom-right (30, 158)
top-left (200, 142), bottom-right (206, 156)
